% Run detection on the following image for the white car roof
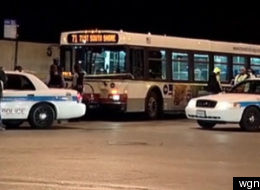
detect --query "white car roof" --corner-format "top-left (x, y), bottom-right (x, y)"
top-left (5, 71), bottom-right (48, 90)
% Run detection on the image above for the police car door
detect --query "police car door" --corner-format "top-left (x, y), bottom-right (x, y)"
top-left (2, 74), bottom-right (35, 119)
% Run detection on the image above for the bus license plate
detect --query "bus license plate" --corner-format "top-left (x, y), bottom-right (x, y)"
top-left (196, 110), bottom-right (206, 117)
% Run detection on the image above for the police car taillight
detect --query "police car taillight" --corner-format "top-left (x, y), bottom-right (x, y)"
top-left (77, 93), bottom-right (83, 103)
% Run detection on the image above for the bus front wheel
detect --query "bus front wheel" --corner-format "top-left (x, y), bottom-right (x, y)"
top-left (145, 91), bottom-right (162, 119)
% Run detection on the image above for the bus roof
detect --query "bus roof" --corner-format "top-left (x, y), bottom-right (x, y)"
top-left (60, 29), bottom-right (260, 56)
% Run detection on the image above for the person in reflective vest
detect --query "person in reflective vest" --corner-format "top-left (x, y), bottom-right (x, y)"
top-left (234, 67), bottom-right (249, 85)
top-left (207, 67), bottom-right (222, 94)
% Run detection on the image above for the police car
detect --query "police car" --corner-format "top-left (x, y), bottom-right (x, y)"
top-left (1, 71), bottom-right (86, 128)
top-left (185, 79), bottom-right (260, 131)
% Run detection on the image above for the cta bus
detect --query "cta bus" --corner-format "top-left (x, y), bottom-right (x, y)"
top-left (60, 29), bottom-right (260, 119)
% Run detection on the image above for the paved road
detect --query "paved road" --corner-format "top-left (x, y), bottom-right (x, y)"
top-left (0, 117), bottom-right (260, 190)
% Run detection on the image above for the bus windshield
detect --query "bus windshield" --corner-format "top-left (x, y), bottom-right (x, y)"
top-left (62, 46), bottom-right (127, 76)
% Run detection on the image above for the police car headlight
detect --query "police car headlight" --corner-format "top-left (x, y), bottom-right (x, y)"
top-left (217, 102), bottom-right (240, 109)
top-left (187, 99), bottom-right (196, 107)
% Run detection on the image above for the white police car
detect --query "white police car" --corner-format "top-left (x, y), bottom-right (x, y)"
top-left (185, 79), bottom-right (260, 131)
top-left (1, 71), bottom-right (86, 128)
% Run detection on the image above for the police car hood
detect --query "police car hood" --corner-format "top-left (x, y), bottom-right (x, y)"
top-left (195, 93), bottom-right (259, 103)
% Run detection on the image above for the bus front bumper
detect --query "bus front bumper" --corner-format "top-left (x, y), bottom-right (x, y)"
top-left (87, 102), bottom-right (127, 113)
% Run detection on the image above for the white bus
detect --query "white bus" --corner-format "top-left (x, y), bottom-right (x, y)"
top-left (60, 29), bottom-right (260, 119)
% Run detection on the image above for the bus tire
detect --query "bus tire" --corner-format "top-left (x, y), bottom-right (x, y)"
top-left (145, 91), bottom-right (162, 119)
top-left (2, 120), bottom-right (24, 128)
top-left (197, 120), bottom-right (216, 129)
top-left (239, 107), bottom-right (260, 131)
top-left (29, 103), bottom-right (55, 128)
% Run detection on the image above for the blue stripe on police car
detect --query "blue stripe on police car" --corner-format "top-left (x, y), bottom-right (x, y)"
top-left (2, 96), bottom-right (77, 102)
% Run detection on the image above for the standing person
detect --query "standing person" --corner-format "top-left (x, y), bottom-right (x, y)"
top-left (53, 58), bottom-right (63, 75)
top-left (46, 64), bottom-right (65, 88)
top-left (50, 58), bottom-right (63, 76)
top-left (0, 67), bottom-right (7, 130)
top-left (52, 58), bottom-right (60, 68)
top-left (234, 67), bottom-right (249, 85)
top-left (207, 67), bottom-right (222, 94)
top-left (247, 68), bottom-right (256, 79)
top-left (72, 63), bottom-right (84, 93)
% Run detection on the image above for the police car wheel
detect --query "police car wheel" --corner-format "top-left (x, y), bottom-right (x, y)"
top-left (240, 107), bottom-right (260, 131)
top-left (2, 120), bottom-right (24, 128)
top-left (197, 120), bottom-right (216, 129)
top-left (29, 103), bottom-right (55, 128)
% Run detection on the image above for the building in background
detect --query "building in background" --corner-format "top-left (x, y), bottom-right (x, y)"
top-left (0, 40), bottom-right (59, 79)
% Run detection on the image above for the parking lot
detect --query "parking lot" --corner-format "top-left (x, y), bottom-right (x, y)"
top-left (0, 115), bottom-right (260, 190)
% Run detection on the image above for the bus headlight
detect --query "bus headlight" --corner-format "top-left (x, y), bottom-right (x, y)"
top-left (111, 94), bottom-right (120, 101)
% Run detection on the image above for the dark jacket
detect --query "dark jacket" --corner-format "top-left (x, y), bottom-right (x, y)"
top-left (73, 72), bottom-right (84, 93)
top-left (0, 69), bottom-right (7, 98)
top-left (48, 73), bottom-right (64, 88)
top-left (207, 73), bottom-right (222, 94)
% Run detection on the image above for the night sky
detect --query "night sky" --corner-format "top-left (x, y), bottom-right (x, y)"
top-left (1, 0), bottom-right (260, 44)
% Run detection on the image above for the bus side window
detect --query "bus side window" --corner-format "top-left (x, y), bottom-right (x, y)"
top-left (148, 50), bottom-right (164, 80)
top-left (130, 49), bottom-right (144, 79)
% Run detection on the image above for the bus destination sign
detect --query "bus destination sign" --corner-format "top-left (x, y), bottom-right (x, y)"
top-left (67, 33), bottom-right (119, 44)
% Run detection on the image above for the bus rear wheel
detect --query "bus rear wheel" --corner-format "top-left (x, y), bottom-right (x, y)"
top-left (145, 91), bottom-right (162, 119)
top-left (197, 120), bottom-right (216, 129)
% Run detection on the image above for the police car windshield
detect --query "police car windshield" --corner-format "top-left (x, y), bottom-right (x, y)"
top-left (230, 80), bottom-right (260, 94)
top-left (73, 46), bottom-right (127, 76)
